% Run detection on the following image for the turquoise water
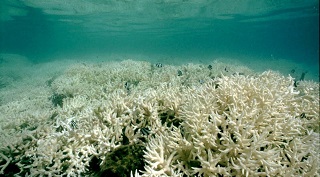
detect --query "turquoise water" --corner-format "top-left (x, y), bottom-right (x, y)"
top-left (0, 1), bottom-right (319, 176)
top-left (0, 0), bottom-right (319, 79)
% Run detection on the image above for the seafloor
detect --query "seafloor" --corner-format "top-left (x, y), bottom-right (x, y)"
top-left (0, 53), bottom-right (319, 176)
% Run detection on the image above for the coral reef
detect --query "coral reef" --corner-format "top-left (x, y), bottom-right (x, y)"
top-left (0, 60), bottom-right (318, 176)
top-left (98, 144), bottom-right (145, 177)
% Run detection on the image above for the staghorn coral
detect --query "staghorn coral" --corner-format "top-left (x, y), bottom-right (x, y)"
top-left (0, 60), bottom-right (318, 176)
top-left (138, 71), bottom-right (319, 177)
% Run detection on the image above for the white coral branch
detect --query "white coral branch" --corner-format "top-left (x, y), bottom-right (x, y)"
top-left (0, 153), bottom-right (10, 174)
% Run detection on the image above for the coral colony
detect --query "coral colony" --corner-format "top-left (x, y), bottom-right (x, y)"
top-left (0, 60), bottom-right (319, 176)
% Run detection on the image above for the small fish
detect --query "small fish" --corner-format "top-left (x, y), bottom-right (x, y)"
top-left (125, 81), bottom-right (130, 90)
top-left (125, 81), bottom-right (131, 95)
top-left (177, 70), bottom-right (183, 76)
top-left (299, 71), bottom-right (308, 81)
top-left (70, 120), bottom-right (77, 130)
top-left (155, 63), bottom-right (163, 68)
top-left (208, 65), bottom-right (212, 70)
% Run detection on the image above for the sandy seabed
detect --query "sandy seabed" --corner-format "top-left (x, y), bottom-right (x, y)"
top-left (0, 54), bottom-right (319, 176)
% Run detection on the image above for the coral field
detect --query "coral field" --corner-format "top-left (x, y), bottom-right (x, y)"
top-left (0, 60), bottom-right (319, 176)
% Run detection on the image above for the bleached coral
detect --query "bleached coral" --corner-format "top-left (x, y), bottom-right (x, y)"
top-left (141, 71), bottom-right (319, 176)
top-left (143, 135), bottom-right (178, 176)
top-left (0, 59), bottom-right (318, 176)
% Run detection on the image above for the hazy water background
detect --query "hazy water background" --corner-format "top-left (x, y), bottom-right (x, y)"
top-left (0, 0), bottom-right (319, 80)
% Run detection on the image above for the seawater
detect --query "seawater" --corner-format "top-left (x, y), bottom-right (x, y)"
top-left (0, 0), bottom-right (319, 80)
